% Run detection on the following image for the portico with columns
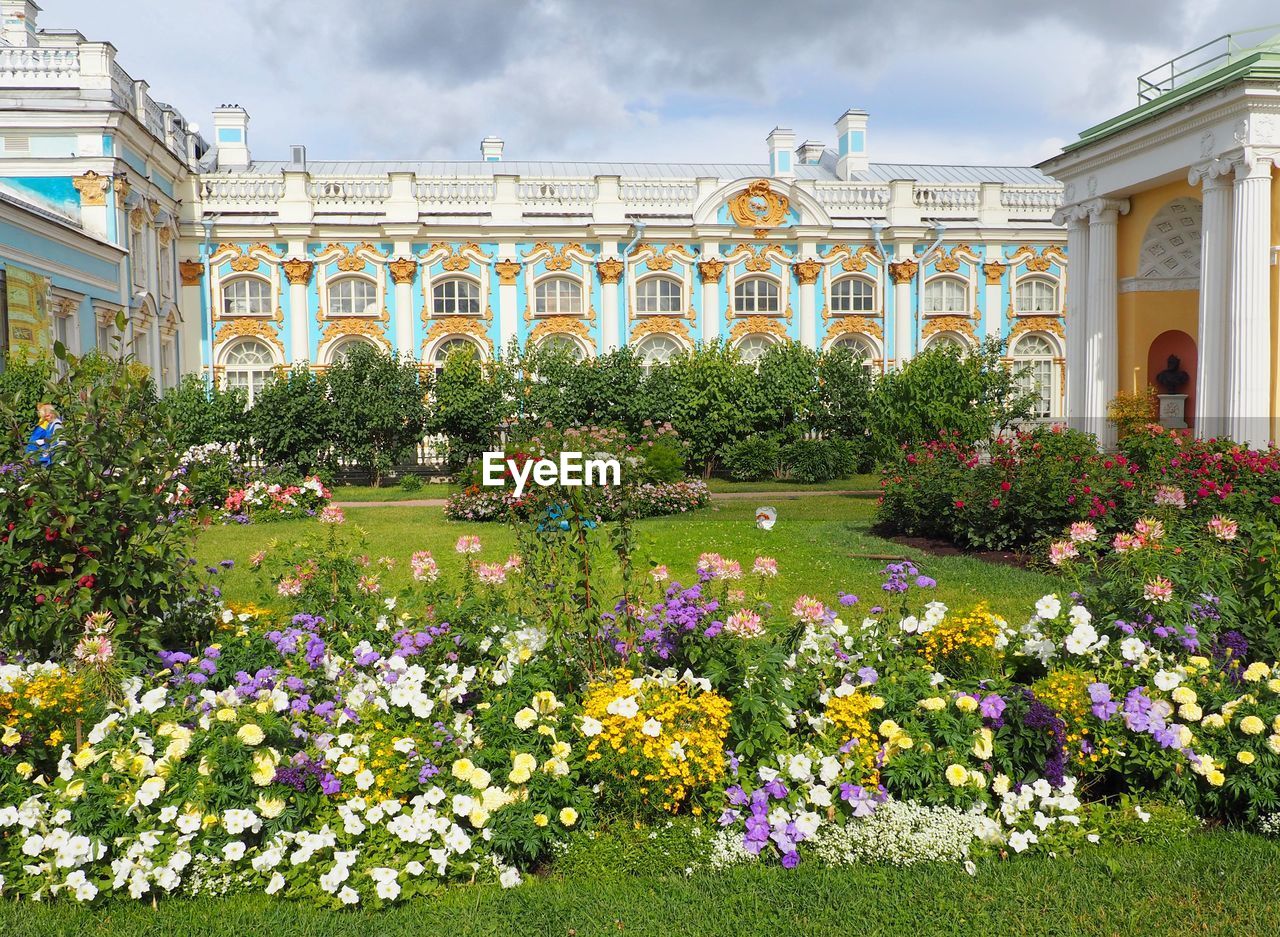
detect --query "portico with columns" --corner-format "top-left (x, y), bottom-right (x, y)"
top-left (1041, 28), bottom-right (1280, 447)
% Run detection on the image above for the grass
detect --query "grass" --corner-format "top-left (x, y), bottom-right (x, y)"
top-left (330, 476), bottom-right (881, 503)
top-left (331, 483), bottom-right (457, 502)
top-left (195, 496), bottom-right (1056, 620)
top-left (8, 832), bottom-right (1279, 936)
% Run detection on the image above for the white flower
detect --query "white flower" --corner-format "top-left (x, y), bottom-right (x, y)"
top-left (266, 872), bottom-right (285, 894)
top-left (138, 687), bottom-right (168, 714)
top-left (223, 841), bottom-right (246, 862)
top-left (1067, 605), bottom-right (1092, 627)
top-left (1064, 623), bottom-right (1099, 656)
top-left (787, 754), bottom-right (813, 781)
top-left (579, 716), bottom-right (603, 737)
top-left (1008, 829), bottom-right (1038, 853)
top-left (606, 696), bottom-right (639, 719)
top-left (1034, 595), bottom-right (1062, 620)
top-left (1154, 670), bottom-right (1183, 692)
top-left (641, 718), bottom-right (663, 738)
top-left (1120, 637), bottom-right (1146, 662)
top-left (899, 616), bottom-right (920, 635)
top-left (338, 885), bottom-right (360, 905)
top-left (499, 866), bottom-right (522, 889)
top-left (354, 770), bottom-right (375, 791)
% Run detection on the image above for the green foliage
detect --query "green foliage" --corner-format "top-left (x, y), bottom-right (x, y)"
top-left (656, 341), bottom-right (761, 476)
top-left (781, 437), bottom-right (860, 483)
top-left (753, 342), bottom-right (820, 441)
top-left (0, 352), bottom-right (53, 454)
top-left (815, 345), bottom-right (874, 447)
top-left (156, 374), bottom-right (249, 449)
top-left (248, 365), bottom-right (332, 473)
top-left (399, 472), bottom-right (424, 492)
top-left (0, 343), bottom-right (209, 659)
top-left (721, 435), bottom-right (783, 481)
top-left (428, 347), bottom-right (513, 471)
top-left (514, 345), bottom-right (651, 433)
top-left (326, 344), bottom-right (430, 486)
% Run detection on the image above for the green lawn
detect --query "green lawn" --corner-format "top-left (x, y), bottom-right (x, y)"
top-left (197, 496), bottom-right (1055, 620)
top-left (330, 476), bottom-right (881, 503)
top-left (9, 833), bottom-right (1278, 936)
top-left (331, 483), bottom-right (457, 502)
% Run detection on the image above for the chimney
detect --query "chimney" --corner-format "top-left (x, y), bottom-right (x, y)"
top-left (796, 140), bottom-right (825, 166)
top-left (766, 126), bottom-right (795, 179)
top-left (480, 136), bottom-right (504, 162)
top-left (212, 105), bottom-right (250, 171)
top-left (1, 1), bottom-right (39, 47)
top-left (835, 109), bottom-right (869, 179)
top-left (288, 144), bottom-right (307, 171)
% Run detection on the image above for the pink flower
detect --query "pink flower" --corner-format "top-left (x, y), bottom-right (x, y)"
top-left (410, 550), bottom-right (439, 582)
top-left (1068, 522), bottom-right (1097, 544)
top-left (356, 575), bottom-right (381, 595)
top-left (277, 576), bottom-right (303, 597)
top-left (455, 534), bottom-right (482, 554)
top-left (1112, 532), bottom-right (1144, 553)
top-left (724, 609), bottom-right (764, 638)
top-left (503, 553), bottom-right (523, 573)
top-left (249, 550), bottom-right (266, 568)
top-left (1134, 517), bottom-right (1164, 541)
top-left (791, 595), bottom-right (827, 624)
top-left (1154, 485), bottom-right (1186, 509)
top-left (1207, 515), bottom-right (1239, 541)
top-left (73, 633), bottom-right (114, 666)
top-left (476, 562), bottom-right (507, 585)
top-left (1048, 540), bottom-right (1078, 566)
top-left (752, 556), bottom-right (779, 578)
top-left (650, 565), bottom-right (669, 582)
top-left (318, 504), bottom-right (345, 525)
top-left (1143, 577), bottom-right (1173, 603)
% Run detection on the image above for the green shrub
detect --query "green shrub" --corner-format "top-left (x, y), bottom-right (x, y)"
top-left (816, 346), bottom-right (874, 443)
top-left (399, 472), bottom-right (424, 492)
top-left (721, 435), bottom-right (783, 481)
top-left (155, 374), bottom-right (248, 450)
top-left (429, 346), bottom-right (512, 471)
top-left (0, 352), bottom-right (53, 455)
top-left (326, 344), bottom-right (430, 486)
top-left (248, 364), bottom-right (332, 473)
top-left (782, 437), bottom-right (859, 483)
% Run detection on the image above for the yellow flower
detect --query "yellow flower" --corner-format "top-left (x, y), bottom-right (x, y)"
top-left (1243, 662), bottom-right (1271, 683)
top-left (945, 763), bottom-right (968, 786)
top-left (469, 768), bottom-right (492, 790)
top-left (532, 691), bottom-right (560, 715)
top-left (533, 813), bottom-right (548, 827)
top-left (955, 696), bottom-right (978, 714)
top-left (1267, 734), bottom-right (1280, 755)
top-left (513, 708), bottom-right (538, 730)
top-left (1268, 678), bottom-right (1280, 695)
top-left (236, 724), bottom-right (265, 747)
top-left (972, 727), bottom-right (994, 760)
top-left (1178, 703), bottom-right (1202, 722)
top-left (878, 720), bottom-right (901, 738)
top-left (73, 747), bottom-right (99, 770)
top-left (1240, 715), bottom-right (1266, 736)
top-left (468, 806), bottom-right (490, 828)
top-left (551, 741), bottom-right (571, 759)
top-left (1186, 656), bottom-right (1211, 671)
top-left (15, 762), bottom-right (33, 780)
top-left (918, 697), bottom-right (946, 712)
top-left (1201, 713), bottom-right (1225, 730)
top-left (451, 758), bottom-right (475, 781)
top-left (64, 779), bottom-right (85, 800)
top-left (215, 707), bottom-right (237, 723)
top-left (257, 796), bottom-right (286, 818)
top-left (251, 750), bottom-right (278, 786)
top-left (1, 726), bottom-right (20, 747)
top-left (1206, 768), bottom-right (1225, 787)
top-left (1237, 750), bottom-right (1256, 765)
top-left (559, 807), bottom-right (578, 826)
top-left (992, 773), bottom-right (1011, 796)
top-left (1171, 686), bottom-right (1197, 706)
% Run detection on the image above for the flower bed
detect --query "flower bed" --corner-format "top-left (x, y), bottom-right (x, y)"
top-left (222, 476), bottom-right (331, 524)
top-left (2, 520), bottom-right (1279, 908)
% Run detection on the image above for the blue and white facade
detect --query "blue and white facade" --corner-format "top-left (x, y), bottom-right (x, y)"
top-left (0, 2), bottom-right (1072, 416)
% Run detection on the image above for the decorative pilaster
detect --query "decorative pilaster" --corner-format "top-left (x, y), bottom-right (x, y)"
top-left (794, 254), bottom-right (820, 349)
top-left (1187, 161), bottom-right (1234, 438)
top-left (1225, 154), bottom-right (1273, 446)
top-left (981, 254), bottom-right (1004, 341)
top-left (282, 256), bottom-right (314, 363)
top-left (1056, 208), bottom-right (1090, 430)
top-left (495, 249), bottom-right (520, 350)
top-left (1084, 198), bottom-right (1128, 445)
top-left (598, 252), bottom-right (622, 351)
top-left (698, 249), bottom-right (724, 343)
top-left (889, 256), bottom-right (916, 365)
top-left (389, 254), bottom-right (417, 358)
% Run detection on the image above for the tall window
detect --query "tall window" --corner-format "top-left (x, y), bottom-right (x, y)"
top-left (432, 278), bottom-right (481, 316)
top-left (830, 277), bottom-right (875, 313)
top-left (635, 276), bottom-right (682, 314)
top-left (922, 277), bottom-right (968, 314)
top-left (1012, 333), bottom-right (1057, 419)
top-left (222, 278), bottom-right (272, 317)
top-left (53, 305), bottom-right (78, 355)
top-left (733, 277), bottom-right (780, 315)
top-left (328, 278), bottom-right (377, 316)
top-left (634, 333), bottom-right (683, 369)
top-left (431, 337), bottom-right (481, 375)
top-left (223, 338), bottom-right (275, 405)
top-left (534, 278), bottom-right (583, 316)
top-left (735, 333), bottom-right (776, 366)
top-left (829, 334), bottom-right (877, 374)
top-left (1014, 278), bottom-right (1059, 314)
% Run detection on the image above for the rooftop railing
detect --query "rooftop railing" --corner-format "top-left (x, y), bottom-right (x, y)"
top-left (1136, 25), bottom-right (1280, 103)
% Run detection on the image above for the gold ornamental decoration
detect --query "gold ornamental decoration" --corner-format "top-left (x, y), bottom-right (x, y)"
top-left (529, 242), bottom-right (584, 272)
top-left (596, 258), bottom-right (624, 284)
top-left (179, 260), bottom-right (204, 286)
top-left (888, 259), bottom-right (918, 284)
top-left (982, 262), bottom-right (1007, 285)
top-left (129, 207), bottom-right (146, 232)
top-left (321, 318), bottom-right (391, 351)
top-left (73, 171), bottom-right (110, 206)
top-left (113, 173), bottom-right (131, 200)
top-left (157, 227), bottom-right (172, 247)
top-left (1009, 245), bottom-right (1067, 272)
top-left (422, 317), bottom-right (493, 355)
top-left (823, 244), bottom-right (880, 272)
top-left (213, 318), bottom-right (284, 357)
top-left (792, 259), bottom-right (822, 285)
top-left (825, 317), bottom-right (883, 342)
top-left (933, 244), bottom-right (976, 273)
top-left (921, 315), bottom-right (976, 342)
top-left (388, 258), bottom-right (418, 285)
top-left (697, 258), bottom-right (725, 283)
top-left (1009, 315), bottom-right (1064, 342)
top-left (494, 260), bottom-right (521, 285)
top-left (729, 317), bottom-right (789, 344)
top-left (282, 258), bottom-right (315, 286)
top-left (529, 316), bottom-right (592, 346)
top-left (727, 179), bottom-right (790, 229)
top-left (629, 316), bottom-right (690, 342)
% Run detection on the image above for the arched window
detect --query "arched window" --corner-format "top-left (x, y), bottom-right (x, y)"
top-left (431, 336), bottom-right (482, 374)
top-left (830, 277), bottom-right (875, 314)
top-left (733, 277), bottom-right (780, 315)
top-left (829, 334), bottom-right (878, 374)
top-left (922, 277), bottom-right (968, 314)
top-left (1014, 277), bottom-right (1059, 314)
top-left (221, 278), bottom-right (272, 317)
top-left (328, 277), bottom-right (377, 316)
top-left (222, 338), bottom-right (275, 405)
top-left (537, 334), bottom-right (588, 361)
top-left (432, 278), bottom-right (481, 316)
top-left (1012, 333), bottom-right (1058, 419)
top-left (635, 276), bottom-right (682, 315)
top-left (735, 333), bottom-right (777, 366)
top-left (534, 278), bottom-right (583, 316)
top-left (326, 336), bottom-right (376, 365)
top-left (924, 333), bottom-right (968, 355)
top-left (634, 334), bottom-right (684, 369)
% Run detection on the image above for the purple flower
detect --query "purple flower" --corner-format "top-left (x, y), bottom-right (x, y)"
top-left (857, 666), bottom-right (878, 686)
top-left (979, 693), bottom-right (1006, 724)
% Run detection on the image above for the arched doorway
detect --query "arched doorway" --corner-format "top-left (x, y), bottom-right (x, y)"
top-left (1147, 329), bottom-right (1196, 429)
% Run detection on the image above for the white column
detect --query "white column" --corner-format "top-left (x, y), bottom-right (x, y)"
top-left (600, 239), bottom-right (620, 352)
top-left (891, 260), bottom-right (913, 365)
top-left (982, 245), bottom-right (1003, 342)
top-left (1061, 209), bottom-right (1090, 430)
top-left (1189, 166), bottom-right (1233, 438)
top-left (391, 239), bottom-right (414, 358)
top-left (496, 240), bottom-right (519, 351)
top-left (796, 247), bottom-right (818, 349)
top-left (1085, 198), bottom-right (1127, 446)
top-left (700, 242), bottom-right (722, 344)
top-left (1225, 155), bottom-right (1273, 447)
top-left (284, 238), bottom-right (310, 365)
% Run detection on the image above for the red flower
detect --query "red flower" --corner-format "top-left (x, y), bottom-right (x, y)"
top-left (990, 498), bottom-right (1001, 508)
top-left (34, 594), bottom-right (45, 605)
top-left (77, 574), bottom-right (95, 589)
top-left (953, 499), bottom-right (966, 509)
top-left (1000, 481), bottom-right (1011, 492)
top-left (44, 527), bottom-right (57, 541)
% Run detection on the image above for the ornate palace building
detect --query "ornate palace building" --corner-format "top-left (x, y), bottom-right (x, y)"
top-left (1042, 27), bottom-right (1280, 447)
top-left (0, 2), bottom-right (1069, 415)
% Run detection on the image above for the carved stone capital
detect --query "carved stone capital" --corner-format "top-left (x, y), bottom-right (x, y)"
top-left (494, 259), bottom-right (521, 285)
top-left (179, 260), bottom-right (205, 286)
top-left (282, 258), bottom-right (315, 286)
top-left (697, 258), bottom-right (725, 283)
top-left (73, 170), bottom-right (110, 206)
top-left (888, 259), bottom-right (918, 285)
top-left (596, 257), bottom-right (624, 284)
top-left (982, 262), bottom-right (1007, 285)
top-left (388, 257), bottom-right (418, 285)
top-left (792, 258), bottom-right (822, 285)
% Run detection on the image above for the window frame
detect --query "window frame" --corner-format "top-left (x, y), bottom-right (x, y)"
top-left (634, 275), bottom-right (684, 315)
top-left (432, 277), bottom-right (482, 317)
top-left (829, 276), bottom-right (876, 314)
top-left (922, 276), bottom-right (970, 315)
top-left (733, 276), bottom-right (782, 316)
top-left (634, 333), bottom-right (685, 370)
top-left (327, 276), bottom-right (379, 317)
top-left (533, 277), bottom-right (584, 317)
top-left (221, 337), bottom-right (277, 406)
top-left (1010, 332), bottom-right (1059, 420)
top-left (1013, 276), bottom-right (1060, 315)
top-left (221, 276), bottom-right (273, 318)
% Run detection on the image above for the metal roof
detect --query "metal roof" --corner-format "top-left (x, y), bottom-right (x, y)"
top-left (209, 153), bottom-right (1058, 186)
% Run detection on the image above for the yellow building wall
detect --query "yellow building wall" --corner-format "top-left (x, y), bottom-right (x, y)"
top-left (1115, 178), bottom-right (1203, 393)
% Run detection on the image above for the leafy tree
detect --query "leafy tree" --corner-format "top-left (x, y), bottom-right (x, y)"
top-left (156, 374), bottom-right (249, 450)
top-left (429, 346), bottom-right (515, 470)
top-left (655, 341), bottom-right (760, 476)
top-left (816, 345), bottom-right (875, 443)
top-left (248, 364), bottom-right (331, 472)
top-left (326, 344), bottom-right (430, 486)
top-left (0, 352), bottom-right (53, 457)
top-left (753, 342), bottom-right (820, 440)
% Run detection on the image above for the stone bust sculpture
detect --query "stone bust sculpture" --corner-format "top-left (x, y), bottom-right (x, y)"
top-left (1155, 354), bottom-right (1189, 394)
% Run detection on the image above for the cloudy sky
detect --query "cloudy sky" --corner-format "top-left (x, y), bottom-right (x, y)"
top-left (44, 0), bottom-right (1280, 167)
